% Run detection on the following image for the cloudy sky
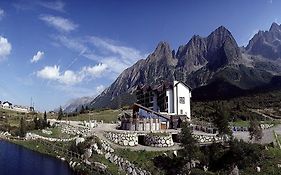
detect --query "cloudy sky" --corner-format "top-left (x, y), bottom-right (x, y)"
top-left (0, 0), bottom-right (279, 111)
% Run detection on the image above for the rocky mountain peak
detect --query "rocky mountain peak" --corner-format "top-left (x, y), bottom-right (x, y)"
top-left (269, 22), bottom-right (281, 32)
top-left (207, 26), bottom-right (234, 46)
top-left (147, 41), bottom-right (177, 66)
top-left (214, 26), bottom-right (231, 34)
top-left (154, 41), bottom-right (171, 55)
top-left (246, 22), bottom-right (281, 60)
top-left (205, 26), bottom-right (241, 70)
top-left (66, 24), bottom-right (281, 111)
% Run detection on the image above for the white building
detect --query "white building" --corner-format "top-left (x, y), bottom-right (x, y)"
top-left (136, 80), bottom-right (192, 121)
top-left (13, 105), bottom-right (29, 113)
top-left (165, 81), bottom-right (192, 120)
top-left (2, 101), bottom-right (12, 109)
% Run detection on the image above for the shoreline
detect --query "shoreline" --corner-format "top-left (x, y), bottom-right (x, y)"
top-left (0, 137), bottom-right (79, 175)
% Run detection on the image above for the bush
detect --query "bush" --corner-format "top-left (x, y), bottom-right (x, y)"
top-left (190, 168), bottom-right (214, 175)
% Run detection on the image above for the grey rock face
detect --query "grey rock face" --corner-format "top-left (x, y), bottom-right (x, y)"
top-left (246, 22), bottom-right (281, 60)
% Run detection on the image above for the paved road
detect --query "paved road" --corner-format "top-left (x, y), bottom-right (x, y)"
top-left (233, 124), bottom-right (281, 144)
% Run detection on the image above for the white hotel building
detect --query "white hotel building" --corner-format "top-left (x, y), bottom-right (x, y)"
top-left (120, 80), bottom-right (192, 131)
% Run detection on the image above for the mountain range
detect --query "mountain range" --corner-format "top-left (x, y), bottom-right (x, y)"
top-left (64, 22), bottom-right (281, 112)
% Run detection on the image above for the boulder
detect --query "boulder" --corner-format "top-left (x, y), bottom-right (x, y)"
top-left (75, 137), bottom-right (85, 146)
top-left (128, 141), bottom-right (135, 146)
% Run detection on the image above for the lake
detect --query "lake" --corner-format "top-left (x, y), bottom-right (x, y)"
top-left (0, 140), bottom-right (76, 175)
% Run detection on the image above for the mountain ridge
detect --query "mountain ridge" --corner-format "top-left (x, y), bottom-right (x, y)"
top-left (63, 23), bottom-right (281, 113)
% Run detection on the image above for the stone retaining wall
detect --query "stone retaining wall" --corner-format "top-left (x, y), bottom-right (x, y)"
top-left (144, 134), bottom-right (174, 147)
top-left (93, 137), bottom-right (151, 175)
top-left (193, 134), bottom-right (224, 143)
top-left (104, 132), bottom-right (138, 146)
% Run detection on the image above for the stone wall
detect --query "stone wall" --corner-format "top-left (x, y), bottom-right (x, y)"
top-left (104, 131), bottom-right (138, 146)
top-left (144, 134), bottom-right (174, 147)
top-left (193, 134), bottom-right (224, 143)
top-left (92, 137), bottom-right (151, 175)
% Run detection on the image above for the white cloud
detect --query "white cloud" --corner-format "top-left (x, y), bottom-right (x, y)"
top-left (0, 8), bottom-right (5, 20)
top-left (31, 51), bottom-right (44, 63)
top-left (54, 35), bottom-right (87, 53)
top-left (36, 63), bottom-right (108, 85)
top-left (0, 36), bottom-right (12, 60)
top-left (54, 35), bottom-right (147, 77)
top-left (96, 85), bottom-right (105, 94)
top-left (39, 15), bottom-right (78, 32)
top-left (59, 70), bottom-right (83, 85)
top-left (37, 65), bottom-right (60, 80)
top-left (89, 36), bottom-right (144, 64)
top-left (38, 1), bottom-right (65, 12)
top-left (54, 84), bottom-right (98, 98)
top-left (82, 63), bottom-right (108, 77)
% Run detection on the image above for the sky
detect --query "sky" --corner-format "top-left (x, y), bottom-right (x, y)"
top-left (0, 0), bottom-right (279, 111)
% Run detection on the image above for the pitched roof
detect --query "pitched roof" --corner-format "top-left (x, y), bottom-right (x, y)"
top-left (174, 81), bottom-right (192, 90)
top-left (132, 103), bottom-right (171, 120)
top-left (137, 80), bottom-right (192, 92)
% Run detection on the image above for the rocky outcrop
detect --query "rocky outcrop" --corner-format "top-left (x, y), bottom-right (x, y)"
top-left (0, 131), bottom-right (11, 138)
top-left (246, 22), bottom-right (281, 60)
top-left (104, 131), bottom-right (138, 146)
top-left (144, 134), bottom-right (174, 147)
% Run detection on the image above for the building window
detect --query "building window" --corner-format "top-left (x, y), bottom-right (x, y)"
top-left (180, 109), bottom-right (183, 114)
top-left (179, 97), bottom-right (185, 104)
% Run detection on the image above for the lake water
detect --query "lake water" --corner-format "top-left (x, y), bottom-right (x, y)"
top-left (0, 140), bottom-right (76, 175)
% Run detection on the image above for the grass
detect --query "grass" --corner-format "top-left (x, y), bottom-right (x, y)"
top-left (90, 154), bottom-right (126, 175)
top-left (30, 127), bottom-right (73, 139)
top-left (249, 147), bottom-right (281, 175)
top-left (0, 108), bottom-right (42, 127)
top-left (62, 109), bottom-right (121, 123)
top-left (232, 120), bottom-right (249, 127)
top-left (11, 140), bottom-right (57, 157)
top-left (261, 120), bottom-right (281, 126)
top-left (115, 148), bottom-right (167, 175)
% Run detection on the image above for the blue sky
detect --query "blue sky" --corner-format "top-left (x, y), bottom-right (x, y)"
top-left (0, 0), bottom-right (279, 111)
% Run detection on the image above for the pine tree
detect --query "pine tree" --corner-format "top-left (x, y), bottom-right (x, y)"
top-left (212, 102), bottom-right (232, 137)
top-left (179, 122), bottom-right (200, 173)
top-left (43, 111), bottom-right (48, 127)
top-left (19, 117), bottom-right (26, 137)
top-left (80, 105), bottom-right (85, 114)
top-left (58, 106), bottom-right (63, 120)
top-left (249, 119), bottom-right (263, 141)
